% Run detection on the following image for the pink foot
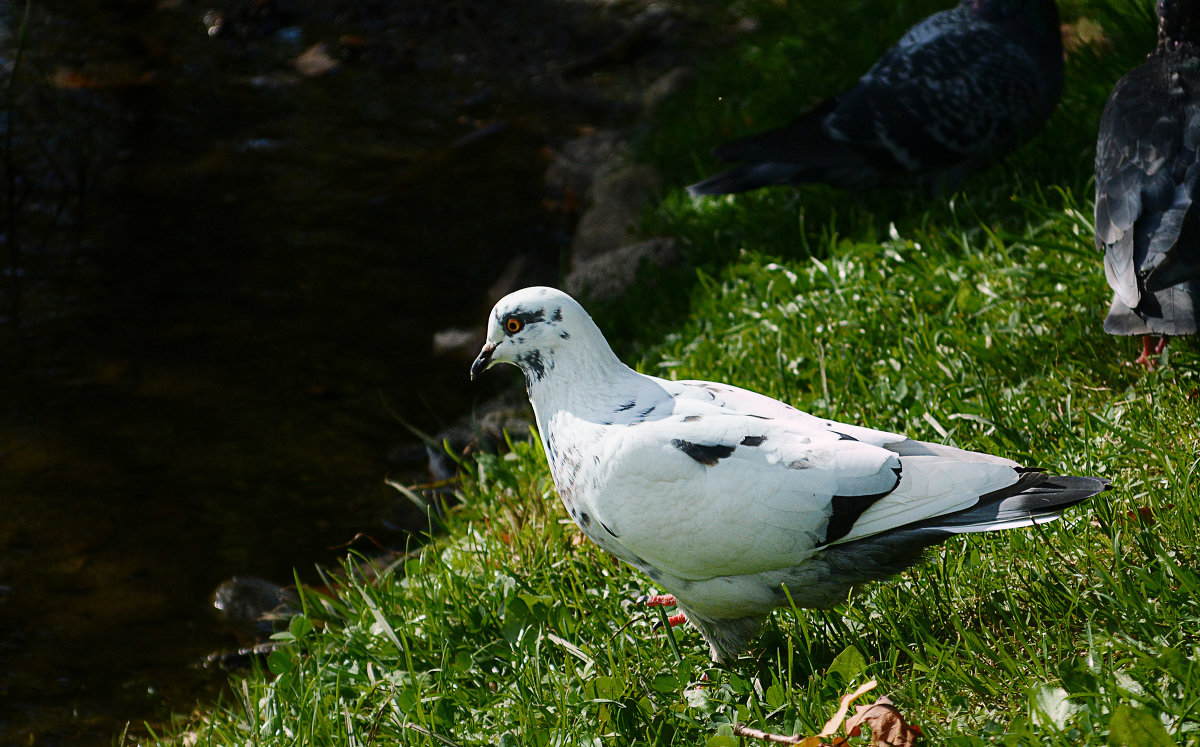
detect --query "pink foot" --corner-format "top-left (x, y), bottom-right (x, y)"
top-left (639, 593), bottom-right (687, 629)
top-left (638, 593), bottom-right (677, 608)
top-left (1135, 335), bottom-right (1169, 369)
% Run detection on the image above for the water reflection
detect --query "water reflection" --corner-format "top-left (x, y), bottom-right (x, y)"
top-left (0, 1), bottom-right (572, 742)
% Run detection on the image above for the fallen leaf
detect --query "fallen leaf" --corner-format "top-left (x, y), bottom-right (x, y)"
top-left (819, 680), bottom-right (878, 736)
top-left (733, 680), bottom-right (878, 746)
top-left (294, 43), bottom-right (340, 77)
top-left (1124, 504), bottom-right (1173, 526)
top-left (844, 697), bottom-right (922, 747)
top-left (52, 66), bottom-right (156, 90)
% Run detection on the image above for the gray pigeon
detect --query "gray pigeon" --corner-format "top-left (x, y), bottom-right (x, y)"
top-left (471, 287), bottom-right (1109, 663)
top-left (1095, 0), bottom-right (1200, 367)
top-left (687, 0), bottom-right (1064, 196)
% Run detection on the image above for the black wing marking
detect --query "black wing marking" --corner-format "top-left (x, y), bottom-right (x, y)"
top-left (819, 467), bottom-right (904, 546)
top-left (671, 439), bottom-right (736, 466)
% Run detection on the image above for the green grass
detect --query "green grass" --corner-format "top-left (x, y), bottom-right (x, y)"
top-left (153, 1), bottom-right (1200, 745)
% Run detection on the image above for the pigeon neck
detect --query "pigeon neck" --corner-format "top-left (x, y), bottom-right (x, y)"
top-left (524, 332), bottom-right (641, 427)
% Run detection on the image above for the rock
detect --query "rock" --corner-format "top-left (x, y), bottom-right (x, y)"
top-left (641, 66), bottom-right (696, 112)
top-left (211, 576), bottom-right (298, 632)
top-left (543, 129), bottom-right (626, 204)
top-left (432, 326), bottom-right (483, 358)
top-left (569, 163), bottom-right (662, 264)
top-left (427, 390), bottom-right (533, 481)
top-left (563, 4), bottom-right (677, 77)
top-left (486, 251), bottom-right (557, 306)
top-left (564, 237), bottom-right (681, 303)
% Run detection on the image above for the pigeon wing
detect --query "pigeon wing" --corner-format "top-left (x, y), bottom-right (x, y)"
top-left (586, 376), bottom-right (1026, 579)
top-left (664, 378), bottom-right (1016, 463)
top-left (1096, 58), bottom-right (1200, 312)
top-left (826, 18), bottom-right (1053, 175)
top-left (590, 413), bottom-right (905, 581)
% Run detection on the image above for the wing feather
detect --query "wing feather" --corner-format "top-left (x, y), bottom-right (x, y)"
top-left (1096, 55), bottom-right (1200, 324)
top-left (585, 387), bottom-right (1022, 582)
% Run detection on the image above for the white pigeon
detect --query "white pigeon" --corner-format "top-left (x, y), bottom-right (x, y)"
top-left (470, 286), bottom-right (1109, 663)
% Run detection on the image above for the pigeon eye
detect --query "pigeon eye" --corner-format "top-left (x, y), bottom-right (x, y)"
top-left (505, 317), bottom-right (524, 334)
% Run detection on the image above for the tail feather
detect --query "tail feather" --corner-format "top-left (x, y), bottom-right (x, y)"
top-left (687, 101), bottom-right (871, 196)
top-left (710, 107), bottom-right (831, 162)
top-left (805, 472), bottom-right (1108, 604)
top-left (916, 473), bottom-right (1108, 535)
top-left (686, 162), bottom-right (815, 196)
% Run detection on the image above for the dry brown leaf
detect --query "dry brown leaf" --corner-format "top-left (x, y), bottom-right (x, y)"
top-left (294, 43), bottom-right (340, 77)
top-left (819, 680), bottom-right (879, 736)
top-left (734, 680), bottom-right (879, 746)
top-left (52, 66), bottom-right (156, 90)
top-left (844, 696), bottom-right (922, 747)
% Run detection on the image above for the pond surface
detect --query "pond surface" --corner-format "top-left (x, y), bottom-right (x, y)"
top-left (0, 0), bottom-right (686, 742)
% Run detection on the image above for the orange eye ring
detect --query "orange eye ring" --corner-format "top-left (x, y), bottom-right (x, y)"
top-left (505, 317), bottom-right (524, 334)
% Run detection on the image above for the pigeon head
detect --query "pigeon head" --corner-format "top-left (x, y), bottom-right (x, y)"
top-left (470, 286), bottom-right (619, 386)
top-left (1159, 0), bottom-right (1200, 50)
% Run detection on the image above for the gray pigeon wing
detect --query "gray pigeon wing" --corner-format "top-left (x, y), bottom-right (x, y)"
top-left (1096, 58), bottom-right (1200, 314)
top-left (825, 18), bottom-right (1052, 174)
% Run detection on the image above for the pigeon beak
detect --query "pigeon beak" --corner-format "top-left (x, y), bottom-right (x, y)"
top-left (470, 342), bottom-right (497, 381)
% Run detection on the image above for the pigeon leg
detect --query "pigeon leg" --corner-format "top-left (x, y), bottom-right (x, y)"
top-left (1135, 335), bottom-right (1168, 369)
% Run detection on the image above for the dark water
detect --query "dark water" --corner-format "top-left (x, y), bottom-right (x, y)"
top-left (0, 0), bottom-right (645, 742)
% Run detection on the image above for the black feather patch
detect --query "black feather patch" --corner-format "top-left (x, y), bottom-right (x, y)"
top-left (519, 350), bottom-right (546, 380)
top-left (820, 466), bottom-right (903, 546)
top-left (683, 415), bottom-right (703, 422)
top-left (601, 520), bottom-right (621, 538)
top-left (552, 306), bottom-right (563, 322)
top-left (615, 400), bottom-right (637, 412)
top-left (672, 439), bottom-right (736, 466)
top-left (740, 435), bottom-right (767, 447)
top-left (578, 511), bottom-right (592, 528)
top-left (506, 308), bottom-right (545, 326)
